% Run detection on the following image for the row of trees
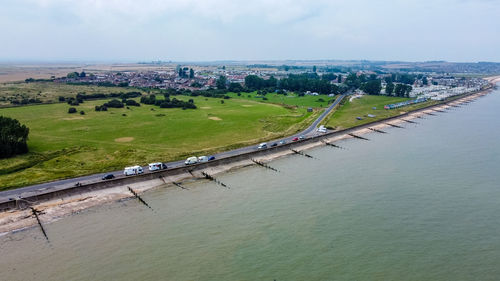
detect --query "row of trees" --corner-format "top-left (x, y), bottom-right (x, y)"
top-left (140, 94), bottom-right (196, 109)
top-left (0, 116), bottom-right (29, 158)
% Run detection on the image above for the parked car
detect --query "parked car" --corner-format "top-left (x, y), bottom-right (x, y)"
top-left (102, 174), bottom-right (115, 180)
top-left (208, 156), bottom-right (216, 161)
top-left (198, 156), bottom-right (209, 163)
top-left (292, 137), bottom-right (299, 141)
top-left (317, 125), bottom-right (327, 133)
top-left (185, 156), bottom-right (198, 165)
top-left (279, 140), bottom-right (287, 145)
top-left (123, 166), bottom-right (143, 176)
top-left (271, 142), bottom-right (278, 147)
top-left (258, 142), bottom-right (268, 149)
top-left (148, 162), bottom-right (167, 171)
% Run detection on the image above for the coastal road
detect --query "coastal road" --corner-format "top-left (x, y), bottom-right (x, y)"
top-left (0, 94), bottom-right (346, 201)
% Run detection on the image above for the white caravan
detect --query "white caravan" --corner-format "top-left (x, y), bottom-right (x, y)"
top-left (123, 165), bottom-right (144, 176)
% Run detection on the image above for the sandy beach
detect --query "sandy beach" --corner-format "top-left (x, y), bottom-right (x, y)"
top-left (0, 85), bottom-right (495, 235)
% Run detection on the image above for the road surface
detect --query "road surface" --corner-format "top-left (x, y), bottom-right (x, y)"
top-left (0, 94), bottom-right (345, 201)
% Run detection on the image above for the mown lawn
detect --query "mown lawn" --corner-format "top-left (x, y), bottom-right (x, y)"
top-left (226, 91), bottom-right (336, 108)
top-left (324, 95), bottom-right (439, 129)
top-left (0, 96), bottom-right (319, 190)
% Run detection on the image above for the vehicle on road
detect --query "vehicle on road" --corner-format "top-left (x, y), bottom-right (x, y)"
top-left (299, 135), bottom-right (306, 140)
top-left (271, 142), bottom-right (278, 147)
top-left (185, 156), bottom-right (198, 165)
top-left (279, 140), bottom-right (287, 145)
top-left (258, 143), bottom-right (268, 149)
top-left (292, 137), bottom-right (299, 142)
top-left (198, 156), bottom-right (209, 163)
top-left (124, 166), bottom-right (144, 176)
top-left (317, 125), bottom-right (327, 133)
top-left (208, 156), bottom-right (216, 161)
top-left (148, 162), bottom-right (167, 171)
top-left (102, 174), bottom-right (115, 180)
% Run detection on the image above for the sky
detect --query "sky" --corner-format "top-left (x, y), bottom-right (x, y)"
top-left (0, 0), bottom-right (499, 62)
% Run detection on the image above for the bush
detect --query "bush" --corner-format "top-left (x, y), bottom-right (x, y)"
top-left (95, 105), bottom-right (108, 111)
top-left (80, 110), bottom-right (85, 115)
top-left (220, 100), bottom-right (224, 104)
top-left (103, 99), bottom-right (124, 108)
top-left (125, 99), bottom-right (140, 106)
top-left (0, 116), bottom-right (29, 158)
top-left (68, 107), bottom-right (77, 114)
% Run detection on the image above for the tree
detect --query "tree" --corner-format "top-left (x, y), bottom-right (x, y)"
top-left (189, 68), bottom-right (194, 79)
top-left (0, 116), bottom-right (29, 158)
top-left (79, 71), bottom-right (86, 78)
top-left (68, 107), bottom-right (77, 113)
top-left (228, 82), bottom-right (244, 92)
top-left (385, 82), bottom-right (394, 95)
top-left (337, 75), bottom-right (342, 83)
top-left (394, 84), bottom-right (412, 97)
top-left (422, 76), bottom-right (428, 85)
top-left (362, 80), bottom-right (382, 95)
top-left (313, 65), bottom-right (317, 72)
top-left (66, 72), bottom-right (79, 79)
top-left (216, 75), bottom-right (227, 90)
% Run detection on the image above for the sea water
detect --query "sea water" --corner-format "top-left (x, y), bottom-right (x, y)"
top-left (1, 88), bottom-right (499, 281)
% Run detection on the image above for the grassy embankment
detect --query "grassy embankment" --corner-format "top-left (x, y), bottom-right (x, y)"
top-left (0, 93), bottom-right (322, 190)
top-left (323, 95), bottom-right (439, 130)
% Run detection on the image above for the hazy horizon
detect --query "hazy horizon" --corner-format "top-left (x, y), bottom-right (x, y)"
top-left (1, 0), bottom-right (499, 62)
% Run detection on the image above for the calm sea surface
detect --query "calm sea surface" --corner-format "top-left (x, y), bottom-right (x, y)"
top-left (1, 88), bottom-right (500, 281)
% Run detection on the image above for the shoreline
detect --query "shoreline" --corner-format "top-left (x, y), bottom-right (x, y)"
top-left (0, 84), bottom-right (495, 235)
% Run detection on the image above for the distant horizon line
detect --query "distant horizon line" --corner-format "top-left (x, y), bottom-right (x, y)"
top-left (0, 59), bottom-right (499, 65)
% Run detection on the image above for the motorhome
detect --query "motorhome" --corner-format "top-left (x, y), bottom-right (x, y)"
top-left (123, 165), bottom-right (144, 176)
top-left (148, 162), bottom-right (167, 171)
top-left (185, 156), bottom-right (198, 165)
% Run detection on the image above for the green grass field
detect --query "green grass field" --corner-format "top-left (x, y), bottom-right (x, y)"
top-left (0, 96), bottom-right (320, 190)
top-left (0, 82), bottom-right (137, 106)
top-left (324, 95), bottom-right (439, 129)
top-left (226, 91), bottom-right (335, 108)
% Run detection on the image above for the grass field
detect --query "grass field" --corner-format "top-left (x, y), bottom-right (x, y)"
top-left (324, 95), bottom-right (439, 129)
top-left (0, 96), bottom-right (319, 190)
top-left (226, 91), bottom-right (335, 108)
top-left (0, 82), bottom-right (137, 106)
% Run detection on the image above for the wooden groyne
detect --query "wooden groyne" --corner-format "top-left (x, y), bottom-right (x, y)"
top-left (251, 159), bottom-right (279, 172)
top-left (348, 133), bottom-right (370, 140)
top-left (291, 149), bottom-right (315, 158)
top-left (367, 127), bottom-right (387, 133)
top-left (201, 172), bottom-right (229, 188)
top-left (128, 186), bottom-right (153, 210)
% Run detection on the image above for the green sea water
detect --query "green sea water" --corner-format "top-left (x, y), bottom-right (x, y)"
top-left (1, 88), bottom-right (499, 281)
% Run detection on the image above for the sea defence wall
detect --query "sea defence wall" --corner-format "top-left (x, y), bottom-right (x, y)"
top-left (0, 86), bottom-right (493, 211)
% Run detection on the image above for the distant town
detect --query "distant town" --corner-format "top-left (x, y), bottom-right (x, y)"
top-left (48, 62), bottom-right (490, 102)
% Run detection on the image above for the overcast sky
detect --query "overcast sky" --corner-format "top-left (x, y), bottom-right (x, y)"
top-left (1, 0), bottom-right (499, 62)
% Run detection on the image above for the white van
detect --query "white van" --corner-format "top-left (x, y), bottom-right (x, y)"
top-left (148, 162), bottom-right (167, 171)
top-left (198, 156), bottom-right (209, 163)
top-left (185, 156), bottom-right (198, 165)
top-left (124, 165), bottom-right (144, 176)
top-left (258, 143), bottom-right (268, 149)
top-left (317, 125), bottom-right (327, 133)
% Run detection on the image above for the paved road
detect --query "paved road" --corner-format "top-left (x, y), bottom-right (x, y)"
top-left (0, 94), bottom-right (346, 201)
